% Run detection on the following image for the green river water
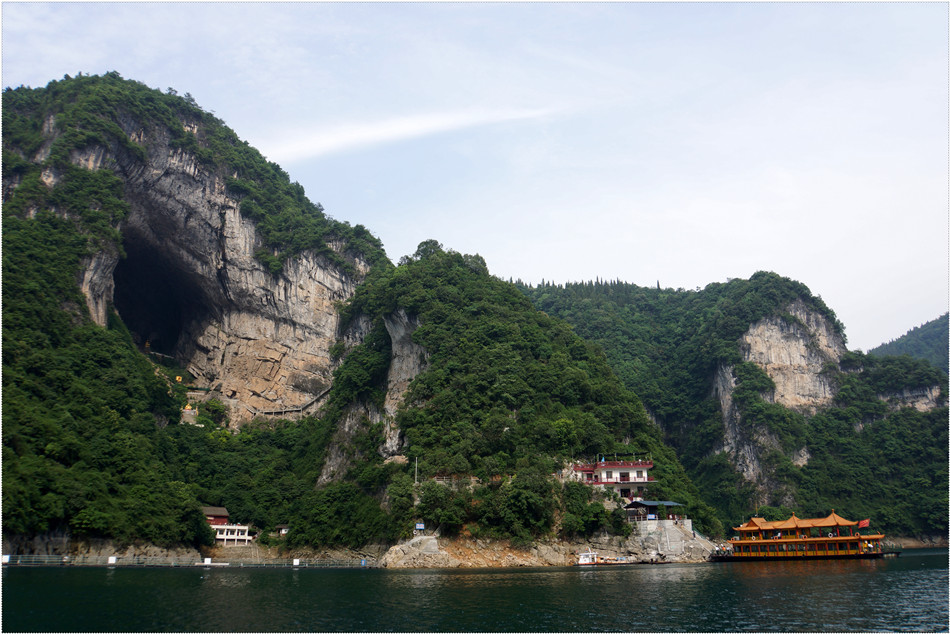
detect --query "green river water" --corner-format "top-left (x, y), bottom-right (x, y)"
top-left (3, 548), bottom-right (946, 632)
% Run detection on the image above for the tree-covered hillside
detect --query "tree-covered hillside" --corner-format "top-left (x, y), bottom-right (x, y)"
top-left (3, 73), bottom-right (719, 549)
top-left (869, 313), bottom-right (948, 376)
top-left (3, 202), bottom-right (214, 546)
top-left (520, 278), bottom-right (948, 536)
top-left (335, 241), bottom-right (722, 540)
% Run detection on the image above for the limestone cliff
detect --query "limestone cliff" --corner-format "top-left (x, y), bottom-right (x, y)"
top-left (711, 301), bottom-right (840, 489)
top-left (318, 309), bottom-right (427, 484)
top-left (877, 386), bottom-right (942, 412)
top-left (738, 299), bottom-right (845, 412)
top-left (31, 110), bottom-right (373, 426)
top-left (712, 299), bottom-right (942, 504)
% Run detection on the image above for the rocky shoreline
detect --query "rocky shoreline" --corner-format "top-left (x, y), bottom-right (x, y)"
top-left (4, 528), bottom-right (944, 569)
top-left (1, 521), bottom-right (719, 568)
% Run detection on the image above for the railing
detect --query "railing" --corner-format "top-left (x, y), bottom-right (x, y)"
top-left (2, 554), bottom-right (377, 568)
top-left (628, 514), bottom-right (689, 523)
top-left (248, 388), bottom-right (331, 418)
top-left (574, 460), bottom-right (653, 471)
top-left (587, 476), bottom-right (657, 484)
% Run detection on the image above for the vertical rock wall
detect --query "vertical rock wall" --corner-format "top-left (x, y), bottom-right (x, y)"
top-left (712, 300), bottom-right (845, 503)
top-left (56, 121), bottom-right (372, 426)
top-left (738, 299), bottom-right (845, 412)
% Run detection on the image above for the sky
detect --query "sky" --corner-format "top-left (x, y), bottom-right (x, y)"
top-left (2, 2), bottom-right (947, 351)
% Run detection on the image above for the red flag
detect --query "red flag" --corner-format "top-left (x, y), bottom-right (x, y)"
top-left (858, 518), bottom-right (870, 528)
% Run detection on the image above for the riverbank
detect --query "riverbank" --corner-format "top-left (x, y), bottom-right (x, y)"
top-left (3, 520), bottom-right (717, 568)
top-left (4, 527), bottom-right (942, 569)
top-left (888, 535), bottom-right (948, 549)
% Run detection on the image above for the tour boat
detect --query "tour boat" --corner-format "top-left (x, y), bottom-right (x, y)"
top-left (711, 511), bottom-right (894, 561)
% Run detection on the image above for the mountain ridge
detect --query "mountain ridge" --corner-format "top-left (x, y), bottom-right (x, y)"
top-left (868, 313), bottom-right (948, 375)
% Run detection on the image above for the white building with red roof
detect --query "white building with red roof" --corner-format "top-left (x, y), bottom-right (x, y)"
top-left (571, 457), bottom-right (655, 501)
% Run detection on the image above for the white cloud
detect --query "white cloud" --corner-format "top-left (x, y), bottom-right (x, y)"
top-left (259, 107), bottom-right (560, 163)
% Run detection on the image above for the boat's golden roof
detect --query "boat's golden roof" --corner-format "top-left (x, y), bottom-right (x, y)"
top-left (733, 510), bottom-right (860, 532)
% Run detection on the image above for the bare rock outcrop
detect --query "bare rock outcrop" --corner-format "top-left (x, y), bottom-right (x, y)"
top-left (381, 309), bottom-right (428, 455)
top-left (712, 299), bottom-right (942, 504)
top-left (712, 300), bottom-right (845, 502)
top-left (318, 310), bottom-right (426, 484)
top-left (2, 531), bottom-right (203, 561)
top-left (379, 521), bottom-right (716, 568)
top-left (738, 299), bottom-right (846, 412)
top-left (878, 386), bottom-right (942, 412)
top-left (41, 119), bottom-right (372, 426)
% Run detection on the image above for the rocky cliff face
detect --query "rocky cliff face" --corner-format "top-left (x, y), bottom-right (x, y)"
top-left (738, 299), bottom-right (845, 412)
top-left (712, 299), bottom-right (844, 495)
top-left (712, 299), bottom-right (942, 504)
top-left (381, 309), bottom-right (429, 453)
top-left (878, 386), bottom-right (942, 412)
top-left (36, 116), bottom-right (372, 426)
top-left (318, 309), bottom-right (426, 484)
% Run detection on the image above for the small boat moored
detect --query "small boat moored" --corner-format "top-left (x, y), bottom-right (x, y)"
top-left (576, 548), bottom-right (637, 565)
top-left (576, 548), bottom-right (670, 565)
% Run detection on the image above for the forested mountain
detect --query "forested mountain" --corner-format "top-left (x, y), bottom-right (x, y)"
top-left (3, 73), bottom-right (944, 555)
top-left (520, 279), bottom-right (948, 535)
top-left (2, 73), bottom-right (718, 551)
top-left (869, 313), bottom-right (948, 375)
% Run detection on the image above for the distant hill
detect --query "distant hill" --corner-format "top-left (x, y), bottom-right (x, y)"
top-left (869, 314), bottom-right (948, 375)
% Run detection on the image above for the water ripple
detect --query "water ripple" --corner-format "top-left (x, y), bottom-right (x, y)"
top-left (3, 549), bottom-right (947, 631)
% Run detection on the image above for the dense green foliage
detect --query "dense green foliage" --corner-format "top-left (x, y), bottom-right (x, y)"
top-left (868, 313), bottom-right (948, 375)
top-left (521, 274), bottom-right (843, 438)
top-left (337, 241), bottom-right (722, 538)
top-left (520, 278), bottom-right (948, 536)
top-left (344, 242), bottom-right (649, 476)
top-left (2, 186), bottom-right (212, 547)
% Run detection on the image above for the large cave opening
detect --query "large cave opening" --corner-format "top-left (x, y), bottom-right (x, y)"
top-left (113, 230), bottom-right (213, 358)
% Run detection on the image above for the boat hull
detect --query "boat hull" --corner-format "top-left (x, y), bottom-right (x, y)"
top-left (711, 551), bottom-right (893, 562)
